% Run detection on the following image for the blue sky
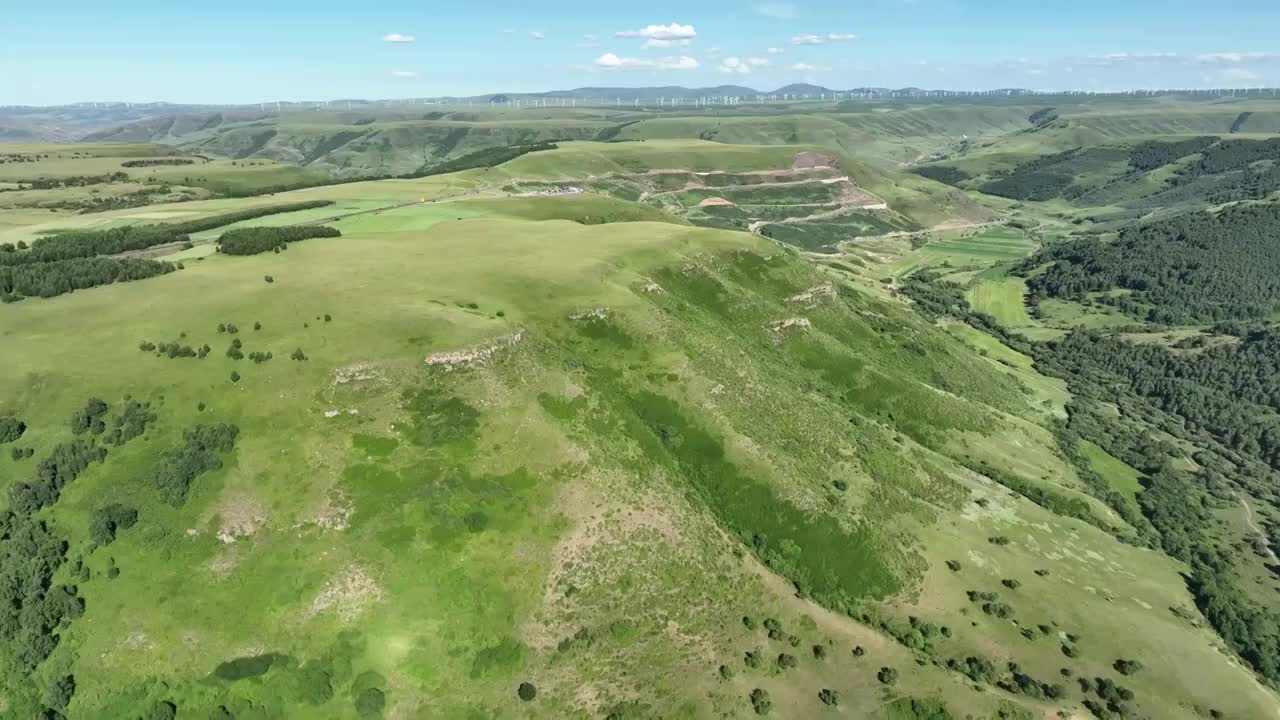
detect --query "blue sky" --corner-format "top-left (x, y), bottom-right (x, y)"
top-left (3, 0), bottom-right (1279, 105)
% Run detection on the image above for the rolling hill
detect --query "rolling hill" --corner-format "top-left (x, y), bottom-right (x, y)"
top-left (4, 97), bottom-right (1280, 719)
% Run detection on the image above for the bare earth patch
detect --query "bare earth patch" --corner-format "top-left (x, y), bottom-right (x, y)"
top-left (767, 317), bottom-right (811, 335)
top-left (787, 283), bottom-right (837, 307)
top-left (697, 197), bottom-right (736, 208)
top-left (424, 330), bottom-right (524, 371)
top-left (306, 566), bottom-right (383, 622)
top-left (333, 362), bottom-right (382, 385)
top-left (216, 493), bottom-right (268, 544)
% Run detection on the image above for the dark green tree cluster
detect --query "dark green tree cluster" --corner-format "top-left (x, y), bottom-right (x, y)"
top-left (105, 400), bottom-right (156, 446)
top-left (0, 513), bottom-right (84, 673)
top-left (748, 688), bottom-right (771, 715)
top-left (1127, 136), bottom-right (1217, 171)
top-left (1, 200), bottom-right (333, 266)
top-left (152, 423), bottom-right (240, 507)
top-left (142, 340), bottom-right (199, 359)
top-left (120, 158), bottom-right (195, 168)
top-left (1021, 202), bottom-right (1280, 323)
top-left (217, 225), bottom-right (342, 256)
top-left (1186, 137), bottom-right (1280, 176)
top-left (0, 256), bottom-right (175, 303)
top-left (88, 503), bottom-right (138, 546)
top-left (8, 439), bottom-right (106, 515)
top-left (412, 142), bottom-right (559, 177)
top-left (0, 201), bottom-right (335, 301)
top-left (1040, 330), bottom-right (1280, 471)
top-left (22, 172), bottom-right (128, 190)
top-left (70, 398), bottom-right (108, 435)
top-left (0, 416), bottom-right (25, 444)
top-left (981, 171), bottom-right (1079, 201)
top-left (912, 165), bottom-right (971, 187)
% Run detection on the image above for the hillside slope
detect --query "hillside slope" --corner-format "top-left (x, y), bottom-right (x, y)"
top-left (0, 178), bottom-right (1275, 717)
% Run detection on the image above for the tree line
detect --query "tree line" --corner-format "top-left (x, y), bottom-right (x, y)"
top-left (1, 200), bottom-right (333, 266)
top-left (218, 225), bottom-right (341, 256)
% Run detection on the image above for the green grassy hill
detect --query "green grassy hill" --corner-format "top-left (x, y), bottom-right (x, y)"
top-left (5, 98), bottom-right (1280, 719)
top-left (2, 157), bottom-right (1277, 718)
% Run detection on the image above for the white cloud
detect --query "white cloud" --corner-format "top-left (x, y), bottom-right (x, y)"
top-left (719, 57), bottom-right (770, 75)
top-left (391, 70), bottom-right (418, 78)
top-left (766, 47), bottom-right (785, 55)
top-left (1223, 67), bottom-right (1261, 82)
top-left (529, 30), bottom-right (545, 39)
top-left (595, 53), bottom-right (699, 70)
top-left (792, 33), bottom-right (859, 45)
top-left (382, 33), bottom-right (416, 43)
top-left (642, 38), bottom-right (692, 49)
top-left (706, 47), bottom-right (722, 57)
top-left (754, 2), bottom-right (797, 19)
top-left (1199, 52), bottom-right (1273, 64)
top-left (616, 23), bottom-right (697, 40)
top-left (1106, 52), bottom-right (1177, 60)
top-left (583, 33), bottom-right (597, 40)
top-left (791, 62), bottom-right (831, 72)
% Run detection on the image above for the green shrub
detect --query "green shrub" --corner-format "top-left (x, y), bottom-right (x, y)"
top-left (749, 688), bottom-right (772, 715)
top-left (517, 682), bottom-right (537, 701)
top-left (147, 700), bottom-right (176, 720)
top-left (89, 503), bottom-right (138, 545)
top-left (878, 666), bottom-right (899, 685)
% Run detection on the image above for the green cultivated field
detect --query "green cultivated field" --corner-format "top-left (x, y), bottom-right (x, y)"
top-left (966, 276), bottom-right (1033, 327)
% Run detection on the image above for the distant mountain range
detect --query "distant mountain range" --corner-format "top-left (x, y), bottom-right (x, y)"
top-left (4, 85), bottom-right (1278, 143)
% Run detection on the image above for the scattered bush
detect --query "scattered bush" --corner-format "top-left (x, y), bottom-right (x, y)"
top-left (264, 275), bottom-right (274, 283)
top-left (744, 650), bottom-right (763, 669)
top-left (777, 653), bottom-right (798, 670)
top-left (878, 666), bottom-right (899, 685)
top-left (10, 446), bottom-right (34, 461)
top-left (742, 615), bottom-right (757, 630)
top-left (719, 664), bottom-right (734, 680)
top-left (1002, 578), bottom-right (1021, 590)
top-left (517, 682), bottom-right (537, 701)
top-left (812, 644), bottom-right (827, 660)
top-left (989, 536), bottom-right (1010, 546)
top-left (1113, 659), bottom-right (1143, 676)
top-left (946, 560), bottom-right (961, 571)
top-left (291, 348), bottom-right (307, 361)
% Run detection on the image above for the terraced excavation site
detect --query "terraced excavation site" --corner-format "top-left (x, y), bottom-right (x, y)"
top-left (4, 92), bottom-right (1280, 720)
